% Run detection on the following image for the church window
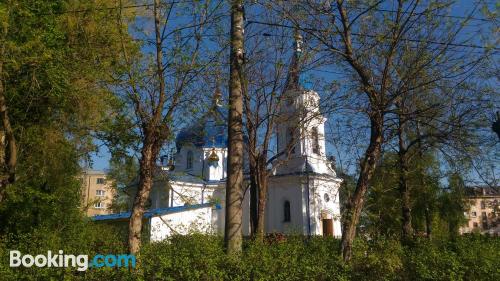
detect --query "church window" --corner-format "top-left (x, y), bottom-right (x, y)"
top-left (312, 127), bottom-right (320, 154)
top-left (284, 200), bottom-right (291, 222)
top-left (324, 193), bottom-right (330, 202)
top-left (186, 150), bottom-right (193, 170)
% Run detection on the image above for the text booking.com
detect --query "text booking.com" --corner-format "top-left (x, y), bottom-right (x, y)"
top-left (10, 250), bottom-right (136, 271)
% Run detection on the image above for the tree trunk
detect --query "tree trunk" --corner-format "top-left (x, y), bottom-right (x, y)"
top-left (249, 156), bottom-right (258, 235)
top-left (225, 0), bottom-right (245, 255)
top-left (0, 39), bottom-right (17, 204)
top-left (397, 108), bottom-right (412, 240)
top-left (425, 207), bottom-right (432, 238)
top-left (128, 138), bottom-right (158, 255)
top-left (416, 121), bottom-right (431, 239)
top-left (399, 151), bottom-right (412, 240)
top-left (127, 0), bottom-right (165, 256)
top-left (255, 156), bottom-right (268, 241)
top-left (341, 112), bottom-right (383, 262)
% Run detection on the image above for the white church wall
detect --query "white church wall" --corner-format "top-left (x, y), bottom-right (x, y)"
top-left (309, 177), bottom-right (342, 237)
top-left (150, 206), bottom-right (214, 242)
top-left (266, 175), bottom-right (306, 234)
top-left (211, 186), bottom-right (226, 235)
top-left (170, 182), bottom-right (215, 207)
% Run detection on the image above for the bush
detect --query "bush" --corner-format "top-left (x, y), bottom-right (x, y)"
top-left (1, 230), bottom-right (499, 280)
top-left (351, 238), bottom-right (403, 281)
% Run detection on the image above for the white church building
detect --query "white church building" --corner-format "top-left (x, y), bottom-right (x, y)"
top-left (93, 33), bottom-right (342, 240)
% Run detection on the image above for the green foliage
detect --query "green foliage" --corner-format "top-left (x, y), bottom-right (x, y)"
top-left (363, 152), bottom-right (468, 239)
top-left (1, 233), bottom-right (499, 280)
top-left (351, 239), bottom-right (403, 281)
top-left (107, 154), bottom-right (139, 212)
top-left (0, 0), bottom-right (131, 234)
top-left (0, 222), bottom-right (129, 281)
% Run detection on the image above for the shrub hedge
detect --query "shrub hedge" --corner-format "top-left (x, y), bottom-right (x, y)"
top-left (1, 231), bottom-right (498, 280)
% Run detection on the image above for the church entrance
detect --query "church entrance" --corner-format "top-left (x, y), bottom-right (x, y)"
top-left (322, 219), bottom-right (334, 236)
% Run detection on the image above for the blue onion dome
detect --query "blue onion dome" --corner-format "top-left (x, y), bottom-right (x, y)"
top-left (176, 107), bottom-right (227, 151)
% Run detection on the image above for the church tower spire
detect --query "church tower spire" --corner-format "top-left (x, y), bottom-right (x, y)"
top-left (285, 28), bottom-right (304, 92)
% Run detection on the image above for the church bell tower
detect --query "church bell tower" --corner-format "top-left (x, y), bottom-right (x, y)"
top-left (274, 30), bottom-right (334, 176)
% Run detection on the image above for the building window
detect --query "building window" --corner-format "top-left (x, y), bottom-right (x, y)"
top-left (471, 211), bottom-right (477, 217)
top-left (96, 190), bottom-right (105, 196)
top-left (94, 202), bottom-right (104, 209)
top-left (186, 150), bottom-right (193, 170)
top-left (324, 193), bottom-right (330, 202)
top-left (473, 222), bottom-right (478, 228)
top-left (482, 222), bottom-right (488, 229)
top-left (96, 178), bottom-right (105, 184)
top-left (481, 200), bottom-right (486, 209)
top-left (287, 127), bottom-right (295, 154)
top-left (312, 127), bottom-right (320, 154)
top-left (482, 212), bottom-right (487, 219)
top-left (284, 200), bottom-right (291, 222)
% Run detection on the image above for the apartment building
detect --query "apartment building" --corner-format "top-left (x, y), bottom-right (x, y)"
top-left (81, 170), bottom-right (116, 216)
top-left (461, 186), bottom-right (499, 236)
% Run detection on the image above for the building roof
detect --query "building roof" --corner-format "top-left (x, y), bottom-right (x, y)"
top-left (91, 203), bottom-right (221, 222)
top-left (169, 172), bottom-right (207, 184)
top-left (82, 170), bottom-right (107, 176)
top-left (465, 186), bottom-right (500, 197)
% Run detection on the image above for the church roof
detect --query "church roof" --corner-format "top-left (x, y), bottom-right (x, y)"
top-left (175, 107), bottom-right (227, 150)
top-left (168, 172), bottom-right (206, 184)
top-left (91, 203), bottom-right (221, 222)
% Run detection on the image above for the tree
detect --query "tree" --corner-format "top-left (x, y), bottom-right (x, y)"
top-left (242, 14), bottom-right (300, 239)
top-left (0, 0), bottom-right (126, 232)
top-left (363, 151), bottom-right (441, 238)
top-left (274, 0), bottom-right (495, 260)
top-left (112, 0), bottom-right (223, 255)
top-left (225, 0), bottom-right (245, 254)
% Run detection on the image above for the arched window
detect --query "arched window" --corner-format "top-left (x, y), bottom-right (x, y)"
top-left (312, 127), bottom-right (320, 154)
top-left (284, 200), bottom-right (291, 222)
top-left (186, 150), bottom-right (193, 170)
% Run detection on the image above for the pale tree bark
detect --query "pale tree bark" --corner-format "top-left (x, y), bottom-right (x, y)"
top-left (225, 0), bottom-right (245, 255)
